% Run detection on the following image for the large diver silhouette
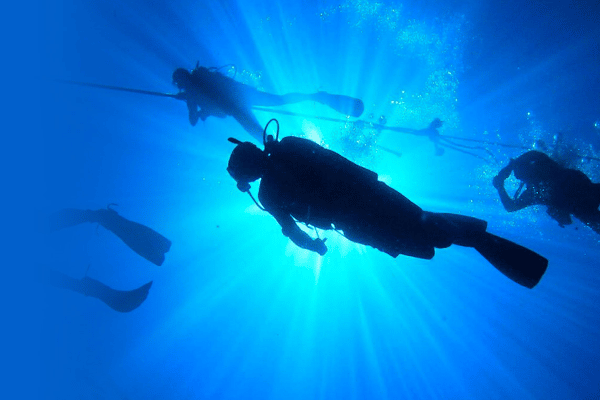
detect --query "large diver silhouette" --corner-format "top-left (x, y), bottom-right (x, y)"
top-left (226, 121), bottom-right (548, 288)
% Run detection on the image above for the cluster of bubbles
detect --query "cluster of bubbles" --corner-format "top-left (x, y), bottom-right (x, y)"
top-left (320, 1), bottom-right (403, 30)
top-left (318, 0), bottom-right (465, 161)
top-left (224, 66), bottom-right (264, 90)
top-left (522, 114), bottom-right (600, 182)
top-left (333, 118), bottom-right (386, 165)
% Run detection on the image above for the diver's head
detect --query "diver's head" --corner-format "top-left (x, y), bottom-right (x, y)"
top-left (227, 138), bottom-right (266, 192)
top-left (172, 68), bottom-right (192, 89)
top-left (513, 151), bottom-right (556, 183)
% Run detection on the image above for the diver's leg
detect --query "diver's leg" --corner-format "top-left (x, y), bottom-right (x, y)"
top-left (49, 209), bottom-right (98, 231)
top-left (47, 269), bottom-right (85, 292)
top-left (421, 212), bottom-right (488, 249)
top-left (247, 90), bottom-right (313, 106)
top-left (248, 89), bottom-right (364, 117)
top-left (355, 181), bottom-right (435, 259)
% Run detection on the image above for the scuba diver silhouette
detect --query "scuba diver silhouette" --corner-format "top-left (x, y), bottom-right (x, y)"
top-left (226, 120), bottom-right (549, 288)
top-left (493, 150), bottom-right (600, 235)
top-left (172, 64), bottom-right (365, 142)
top-left (48, 206), bottom-right (172, 312)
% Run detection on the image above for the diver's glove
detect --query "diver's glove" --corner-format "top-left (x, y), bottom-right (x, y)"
top-left (313, 238), bottom-right (328, 256)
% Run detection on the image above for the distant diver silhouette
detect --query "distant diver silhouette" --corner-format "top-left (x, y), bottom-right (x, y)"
top-left (48, 206), bottom-right (172, 312)
top-left (172, 63), bottom-right (365, 142)
top-left (493, 150), bottom-right (600, 235)
top-left (226, 120), bottom-right (548, 289)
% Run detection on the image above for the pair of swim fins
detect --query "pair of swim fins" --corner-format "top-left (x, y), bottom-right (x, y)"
top-left (50, 207), bottom-right (171, 311)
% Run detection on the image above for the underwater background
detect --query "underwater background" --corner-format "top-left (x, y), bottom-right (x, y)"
top-left (20, 0), bottom-right (600, 398)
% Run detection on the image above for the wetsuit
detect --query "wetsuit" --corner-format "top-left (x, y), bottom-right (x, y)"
top-left (258, 137), bottom-right (468, 259)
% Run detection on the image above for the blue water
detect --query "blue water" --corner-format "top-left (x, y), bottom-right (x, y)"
top-left (22, 0), bottom-right (600, 398)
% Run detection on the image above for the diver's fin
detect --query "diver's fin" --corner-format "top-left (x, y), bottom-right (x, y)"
top-left (81, 276), bottom-right (153, 312)
top-left (315, 92), bottom-right (364, 117)
top-left (96, 209), bottom-right (172, 266)
top-left (471, 232), bottom-right (548, 288)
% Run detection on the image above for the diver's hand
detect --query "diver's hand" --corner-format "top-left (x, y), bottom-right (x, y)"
top-left (313, 238), bottom-right (328, 256)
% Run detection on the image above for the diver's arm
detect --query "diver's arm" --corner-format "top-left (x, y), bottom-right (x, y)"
top-left (270, 211), bottom-right (327, 255)
top-left (492, 160), bottom-right (514, 189)
top-left (495, 184), bottom-right (520, 212)
top-left (493, 173), bottom-right (525, 212)
top-left (495, 181), bottom-right (537, 212)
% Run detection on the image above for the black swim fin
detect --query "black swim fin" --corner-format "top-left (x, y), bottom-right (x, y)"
top-left (48, 271), bottom-right (152, 312)
top-left (470, 232), bottom-right (548, 288)
top-left (315, 92), bottom-right (364, 118)
top-left (80, 276), bottom-right (153, 312)
top-left (95, 209), bottom-right (172, 266)
top-left (50, 208), bottom-right (172, 266)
